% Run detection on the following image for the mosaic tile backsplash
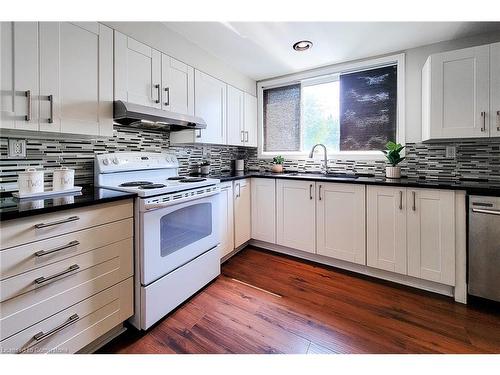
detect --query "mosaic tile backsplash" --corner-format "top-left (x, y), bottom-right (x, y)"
top-left (1, 125), bottom-right (499, 192)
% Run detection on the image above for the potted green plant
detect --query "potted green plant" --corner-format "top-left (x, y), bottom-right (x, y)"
top-left (382, 141), bottom-right (405, 178)
top-left (271, 155), bottom-right (285, 173)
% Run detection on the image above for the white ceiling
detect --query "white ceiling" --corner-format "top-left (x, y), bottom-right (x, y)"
top-left (164, 22), bottom-right (500, 80)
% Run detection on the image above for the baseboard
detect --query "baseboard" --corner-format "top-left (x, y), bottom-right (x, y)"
top-left (221, 241), bottom-right (248, 263)
top-left (249, 239), bottom-right (456, 300)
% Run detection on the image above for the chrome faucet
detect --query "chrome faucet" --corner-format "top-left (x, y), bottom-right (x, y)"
top-left (308, 144), bottom-right (328, 173)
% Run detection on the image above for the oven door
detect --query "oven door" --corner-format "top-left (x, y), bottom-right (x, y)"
top-left (140, 193), bottom-right (220, 285)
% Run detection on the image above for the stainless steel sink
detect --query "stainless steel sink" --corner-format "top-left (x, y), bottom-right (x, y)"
top-left (284, 172), bottom-right (359, 179)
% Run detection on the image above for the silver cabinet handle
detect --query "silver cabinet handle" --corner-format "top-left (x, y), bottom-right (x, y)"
top-left (35, 240), bottom-right (79, 257)
top-left (399, 191), bottom-right (403, 210)
top-left (480, 111), bottom-right (486, 132)
top-left (318, 184), bottom-right (322, 201)
top-left (309, 184), bottom-right (313, 200)
top-left (164, 87), bottom-right (170, 106)
top-left (237, 183), bottom-right (241, 198)
top-left (412, 191), bottom-right (416, 211)
top-left (34, 264), bottom-right (79, 285)
top-left (154, 84), bottom-right (161, 104)
top-left (48, 94), bottom-right (54, 124)
top-left (240, 130), bottom-right (244, 143)
top-left (496, 110), bottom-right (500, 131)
top-left (33, 314), bottom-right (79, 343)
top-left (195, 129), bottom-right (202, 138)
top-left (25, 90), bottom-right (32, 121)
top-left (244, 131), bottom-right (249, 142)
top-left (34, 215), bottom-right (80, 229)
top-left (472, 208), bottom-right (500, 216)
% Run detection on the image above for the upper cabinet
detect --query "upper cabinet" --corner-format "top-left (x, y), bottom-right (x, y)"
top-left (114, 31), bottom-right (162, 109)
top-left (244, 93), bottom-right (258, 147)
top-left (161, 56), bottom-right (194, 116)
top-left (491, 42), bottom-right (500, 138)
top-left (1, 22), bottom-right (113, 136)
top-left (422, 42), bottom-right (499, 141)
top-left (227, 86), bottom-right (258, 147)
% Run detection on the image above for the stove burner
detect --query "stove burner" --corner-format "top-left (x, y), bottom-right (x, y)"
top-left (139, 184), bottom-right (166, 189)
top-left (167, 176), bottom-right (187, 180)
top-left (179, 177), bottom-right (206, 183)
top-left (120, 181), bottom-right (153, 187)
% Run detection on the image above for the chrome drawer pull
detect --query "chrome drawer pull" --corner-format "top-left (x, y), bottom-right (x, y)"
top-left (164, 87), bottom-right (170, 106)
top-left (33, 314), bottom-right (79, 342)
top-left (25, 90), bottom-right (32, 121)
top-left (309, 184), bottom-right (313, 200)
top-left (34, 240), bottom-right (79, 257)
top-left (497, 110), bottom-right (500, 131)
top-left (472, 208), bottom-right (500, 216)
top-left (412, 191), bottom-right (416, 211)
top-left (399, 191), bottom-right (403, 210)
top-left (34, 215), bottom-right (80, 229)
top-left (480, 111), bottom-right (486, 132)
top-left (48, 94), bottom-right (54, 124)
top-left (154, 84), bottom-right (161, 104)
top-left (34, 264), bottom-right (79, 285)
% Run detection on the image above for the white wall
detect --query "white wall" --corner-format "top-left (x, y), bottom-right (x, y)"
top-left (103, 22), bottom-right (257, 96)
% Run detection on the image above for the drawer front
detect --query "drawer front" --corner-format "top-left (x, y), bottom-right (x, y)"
top-left (0, 200), bottom-right (133, 250)
top-left (0, 277), bottom-right (133, 354)
top-left (0, 238), bottom-right (133, 340)
top-left (1, 218), bottom-right (133, 280)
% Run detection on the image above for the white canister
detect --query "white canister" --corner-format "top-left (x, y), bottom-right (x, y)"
top-left (52, 167), bottom-right (75, 191)
top-left (235, 159), bottom-right (245, 171)
top-left (17, 168), bottom-right (44, 195)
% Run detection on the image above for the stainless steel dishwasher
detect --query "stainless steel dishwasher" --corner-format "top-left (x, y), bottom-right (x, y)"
top-left (468, 195), bottom-right (500, 302)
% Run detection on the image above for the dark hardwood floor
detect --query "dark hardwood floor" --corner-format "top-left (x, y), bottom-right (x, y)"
top-left (98, 247), bottom-right (500, 354)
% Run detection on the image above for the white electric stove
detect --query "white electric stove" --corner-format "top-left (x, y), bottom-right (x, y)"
top-left (95, 152), bottom-right (221, 330)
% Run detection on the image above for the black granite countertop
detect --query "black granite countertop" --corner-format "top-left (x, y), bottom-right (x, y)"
top-left (192, 170), bottom-right (500, 196)
top-left (0, 185), bottom-right (136, 222)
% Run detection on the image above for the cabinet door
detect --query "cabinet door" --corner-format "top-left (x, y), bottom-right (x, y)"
top-left (491, 42), bottom-right (500, 137)
top-left (367, 186), bottom-right (407, 274)
top-left (244, 93), bottom-right (258, 147)
top-left (114, 31), bottom-right (161, 109)
top-left (276, 179), bottom-right (316, 253)
top-left (39, 22), bottom-right (113, 136)
top-left (316, 182), bottom-right (366, 265)
top-left (407, 189), bottom-right (455, 285)
top-left (219, 182), bottom-right (234, 259)
top-left (226, 85), bottom-right (245, 146)
top-left (0, 22), bottom-right (39, 131)
top-left (161, 55), bottom-right (194, 116)
top-left (251, 178), bottom-right (276, 243)
top-left (194, 70), bottom-right (227, 144)
top-left (428, 45), bottom-right (490, 139)
top-left (234, 179), bottom-right (251, 248)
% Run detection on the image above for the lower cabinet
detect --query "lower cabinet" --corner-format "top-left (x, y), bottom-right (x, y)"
top-left (367, 186), bottom-right (408, 274)
top-left (218, 182), bottom-right (234, 259)
top-left (234, 179), bottom-right (251, 248)
top-left (251, 178), bottom-right (276, 243)
top-left (316, 182), bottom-right (366, 265)
top-left (407, 188), bottom-right (455, 285)
top-left (276, 179), bottom-right (316, 253)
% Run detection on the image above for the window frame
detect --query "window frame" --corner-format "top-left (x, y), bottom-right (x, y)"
top-left (257, 53), bottom-right (406, 160)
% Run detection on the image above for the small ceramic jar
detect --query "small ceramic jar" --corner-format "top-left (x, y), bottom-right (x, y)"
top-left (17, 168), bottom-right (44, 195)
top-left (53, 167), bottom-right (75, 191)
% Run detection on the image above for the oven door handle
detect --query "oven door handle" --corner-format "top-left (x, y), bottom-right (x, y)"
top-left (143, 189), bottom-right (220, 211)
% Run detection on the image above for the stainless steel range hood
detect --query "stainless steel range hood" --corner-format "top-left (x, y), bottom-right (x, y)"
top-left (113, 100), bottom-right (206, 131)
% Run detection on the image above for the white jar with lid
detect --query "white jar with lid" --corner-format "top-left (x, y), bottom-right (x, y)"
top-left (52, 167), bottom-right (75, 191)
top-left (17, 168), bottom-right (44, 195)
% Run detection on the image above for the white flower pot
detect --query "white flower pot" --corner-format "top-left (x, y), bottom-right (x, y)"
top-left (386, 166), bottom-right (401, 179)
top-left (271, 164), bottom-right (284, 173)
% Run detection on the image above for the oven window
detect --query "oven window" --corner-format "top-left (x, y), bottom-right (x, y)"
top-left (160, 202), bottom-right (212, 257)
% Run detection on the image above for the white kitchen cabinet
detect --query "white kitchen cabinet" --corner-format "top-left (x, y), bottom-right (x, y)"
top-left (251, 178), bottom-right (276, 243)
top-left (234, 179), bottom-right (251, 248)
top-left (244, 93), bottom-right (258, 147)
top-left (367, 186), bottom-right (407, 274)
top-left (161, 55), bottom-right (194, 116)
top-left (422, 44), bottom-right (490, 140)
top-left (219, 182), bottom-right (235, 259)
top-left (227, 85), bottom-right (245, 146)
top-left (38, 22), bottom-right (113, 136)
top-left (491, 42), bottom-right (500, 137)
top-left (276, 179), bottom-right (316, 253)
top-left (114, 31), bottom-right (162, 109)
top-left (0, 22), bottom-right (39, 131)
top-left (407, 189), bottom-right (455, 285)
top-left (316, 182), bottom-right (366, 265)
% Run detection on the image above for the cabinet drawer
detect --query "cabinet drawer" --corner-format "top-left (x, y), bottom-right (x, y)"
top-left (0, 200), bottom-right (133, 250)
top-left (1, 218), bottom-right (132, 280)
top-left (0, 277), bottom-right (133, 354)
top-left (0, 238), bottom-right (132, 340)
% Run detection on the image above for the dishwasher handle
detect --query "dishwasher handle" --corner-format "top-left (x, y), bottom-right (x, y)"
top-left (472, 208), bottom-right (500, 216)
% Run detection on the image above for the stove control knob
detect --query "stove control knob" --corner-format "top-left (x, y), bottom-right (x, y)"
top-left (102, 158), bottom-right (110, 166)
top-left (112, 158), bottom-right (119, 165)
